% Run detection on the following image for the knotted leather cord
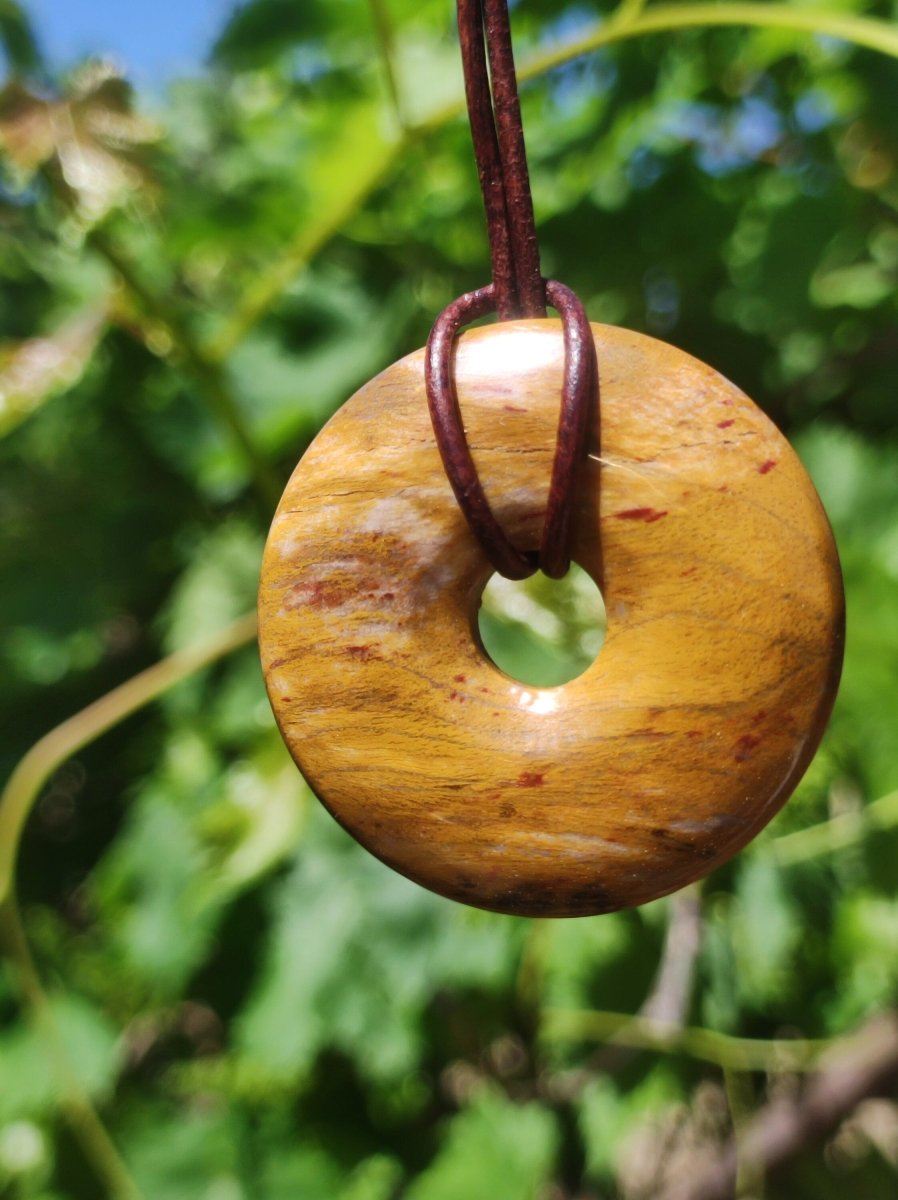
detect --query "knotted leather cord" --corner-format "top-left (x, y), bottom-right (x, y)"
top-left (425, 0), bottom-right (597, 579)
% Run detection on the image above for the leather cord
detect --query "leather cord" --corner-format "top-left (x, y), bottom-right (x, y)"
top-left (425, 0), bottom-right (597, 579)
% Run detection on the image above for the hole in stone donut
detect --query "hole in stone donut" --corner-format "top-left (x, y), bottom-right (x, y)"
top-left (477, 562), bottom-right (606, 686)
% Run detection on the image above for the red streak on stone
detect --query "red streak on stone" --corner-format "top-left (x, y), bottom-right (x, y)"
top-left (717, 419), bottom-right (735, 429)
top-left (517, 771), bottom-right (545, 788)
top-left (759, 459), bottom-right (778, 474)
top-left (734, 733), bottom-right (762, 762)
top-left (681, 566), bottom-right (698, 577)
top-left (480, 687), bottom-right (490, 694)
top-left (615, 507), bottom-right (668, 523)
top-left (685, 730), bottom-right (703, 739)
top-left (346, 644), bottom-right (381, 661)
top-left (752, 710), bottom-right (767, 725)
top-left (718, 485), bottom-right (729, 493)
top-left (295, 581), bottom-right (333, 607)
top-left (382, 592), bottom-right (395, 601)
top-left (454, 674), bottom-right (467, 683)
top-left (293, 577), bottom-right (381, 609)
top-left (449, 691), bottom-right (465, 703)
top-left (504, 404), bottom-right (528, 412)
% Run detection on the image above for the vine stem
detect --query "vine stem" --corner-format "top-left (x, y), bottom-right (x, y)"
top-left (203, 138), bottom-right (403, 364)
top-left (368, 0), bottom-right (408, 130)
top-left (723, 1066), bottom-right (763, 1198)
top-left (88, 230), bottom-right (282, 514)
top-left (0, 614), bottom-right (256, 1198)
top-left (542, 1006), bottom-right (835, 1073)
top-left (519, 3), bottom-right (898, 80)
top-left (0, 612), bottom-right (257, 908)
top-left (0, 897), bottom-right (144, 1200)
top-left (658, 1015), bottom-right (898, 1200)
top-left (768, 788), bottom-right (898, 866)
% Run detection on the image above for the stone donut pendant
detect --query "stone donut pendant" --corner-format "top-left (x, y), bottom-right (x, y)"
top-left (258, 321), bottom-right (844, 917)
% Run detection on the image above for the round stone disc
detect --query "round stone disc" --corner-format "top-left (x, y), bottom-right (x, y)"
top-left (258, 321), bottom-right (844, 916)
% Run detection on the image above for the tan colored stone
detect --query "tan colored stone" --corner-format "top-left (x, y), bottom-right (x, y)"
top-left (259, 321), bottom-right (844, 916)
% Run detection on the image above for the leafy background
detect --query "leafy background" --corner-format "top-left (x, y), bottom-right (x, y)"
top-left (1, 0), bottom-right (898, 1197)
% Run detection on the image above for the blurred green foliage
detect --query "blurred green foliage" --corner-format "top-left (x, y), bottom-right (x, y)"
top-left (1, 1), bottom-right (898, 1197)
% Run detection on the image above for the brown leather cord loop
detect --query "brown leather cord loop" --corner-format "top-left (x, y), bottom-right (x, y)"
top-left (427, 0), bottom-right (596, 580)
top-left (539, 280), bottom-right (596, 579)
top-left (425, 284), bottom-right (536, 581)
top-left (425, 280), bottom-right (596, 581)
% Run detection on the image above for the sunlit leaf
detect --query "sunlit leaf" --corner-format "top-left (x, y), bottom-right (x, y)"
top-left (0, 305), bottom-right (107, 437)
top-left (405, 1087), bottom-right (559, 1200)
top-left (0, 67), bottom-right (160, 220)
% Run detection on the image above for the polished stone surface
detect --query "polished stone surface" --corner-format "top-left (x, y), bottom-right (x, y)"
top-left (259, 322), bottom-right (844, 916)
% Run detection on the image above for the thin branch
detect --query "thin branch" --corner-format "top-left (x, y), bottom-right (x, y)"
top-left (416, 2), bottom-right (898, 135)
top-left (768, 788), bottom-right (898, 867)
top-left (542, 1008), bottom-right (833, 1074)
top-left (0, 612), bottom-right (257, 907)
top-left (0, 897), bottom-right (144, 1200)
top-left (723, 1066), bottom-right (763, 1199)
top-left (203, 136), bottom-right (404, 364)
top-left (611, 0), bottom-right (649, 24)
top-left (549, 888), bottom-right (703, 1101)
top-left (368, 0), bottom-right (408, 130)
top-left (641, 886), bottom-right (703, 1026)
top-left (88, 230), bottom-right (282, 512)
top-left (519, 3), bottom-right (898, 80)
top-left (658, 1015), bottom-right (898, 1200)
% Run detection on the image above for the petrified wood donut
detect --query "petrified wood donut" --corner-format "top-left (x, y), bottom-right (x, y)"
top-left (258, 322), bottom-right (844, 917)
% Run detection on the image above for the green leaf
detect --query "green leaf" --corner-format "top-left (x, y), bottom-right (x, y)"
top-left (161, 522), bottom-right (263, 654)
top-left (405, 1087), bottom-right (558, 1200)
top-left (339, 1155), bottom-right (403, 1200)
top-left (0, 993), bottom-right (121, 1123)
top-left (224, 269), bottom-right (412, 452)
top-left (578, 1065), bottom-right (680, 1182)
top-left (829, 895), bottom-right (898, 1025)
top-left (236, 810), bottom-right (520, 1085)
top-left (731, 857), bottom-right (800, 1008)
top-left (0, 0), bottom-right (42, 74)
top-left (536, 910), bottom-right (638, 1012)
top-left (211, 0), bottom-right (359, 70)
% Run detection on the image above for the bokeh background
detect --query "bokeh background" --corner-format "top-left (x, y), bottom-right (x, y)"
top-left (2, 1), bottom-right (898, 1197)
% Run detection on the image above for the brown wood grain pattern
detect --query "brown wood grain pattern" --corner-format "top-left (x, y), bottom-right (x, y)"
top-left (259, 322), bottom-right (844, 917)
